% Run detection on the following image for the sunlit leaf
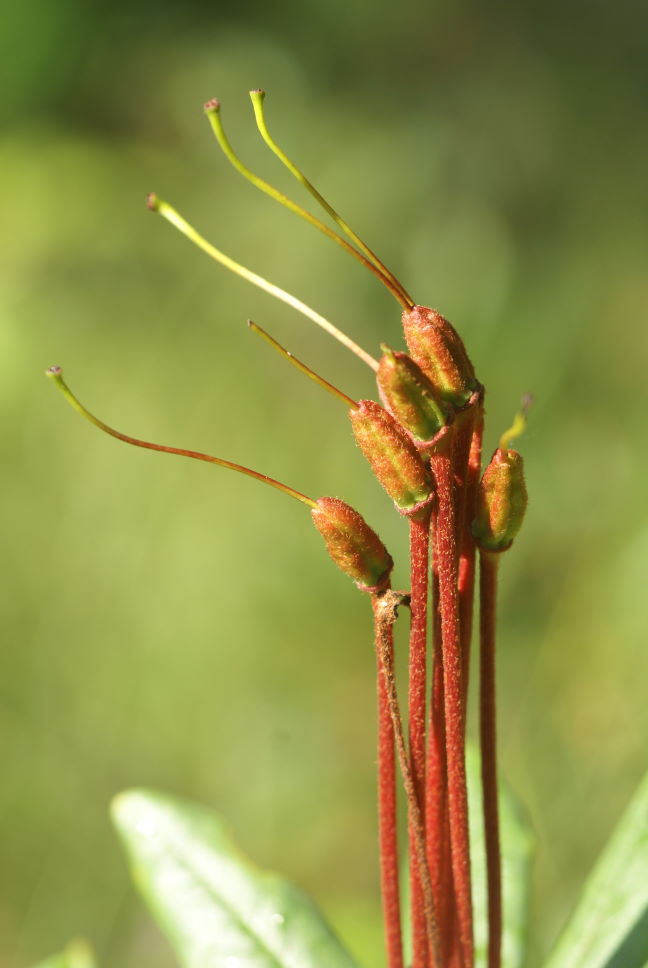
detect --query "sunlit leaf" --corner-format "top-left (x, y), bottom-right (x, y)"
top-left (112, 788), bottom-right (362, 968)
top-left (544, 769), bottom-right (648, 968)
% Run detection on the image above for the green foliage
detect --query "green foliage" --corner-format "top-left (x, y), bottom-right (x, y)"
top-left (111, 767), bottom-right (648, 968)
top-left (32, 769), bottom-right (648, 968)
top-left (544, 769), bottom-right (648, 968)
top-left (112, 789), bottom-right (361, 968)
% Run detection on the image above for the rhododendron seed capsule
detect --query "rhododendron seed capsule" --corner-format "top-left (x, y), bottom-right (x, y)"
top-left (402, 305), bottom-right (477, 407)
top-left (472, 448), bottom-right (528, 552)
top-left (311, 497), bottom-right (393, 592)
top-left (377, 345), bottom-right (449, 442)
top-left (349, 400), bottom-right (433, 515)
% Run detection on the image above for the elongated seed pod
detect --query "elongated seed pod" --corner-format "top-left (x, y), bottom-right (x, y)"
top-left (403, 305), bottom-right (477, 407)
top-left (377, 345), bottom-right (450, 443)
top-left (311, 497), bottom-right (393, 591)
top-left (472, 448), bottom-right (527, 552)
top-left (350, 400), bottom-right (433, 516)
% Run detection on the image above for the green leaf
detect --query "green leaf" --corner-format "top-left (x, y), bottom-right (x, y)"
top-left (544, 769), bottom-right (648, 968)
top-left (466, 745), bottom-right (535, 968)
top-left (31, 939), bottom-right (97, 968)
top-left (112, 788), bottom-right (362, 968)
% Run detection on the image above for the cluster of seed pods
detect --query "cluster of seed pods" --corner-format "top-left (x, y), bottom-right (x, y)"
top-left (48, 92), bottom-right (528, 968)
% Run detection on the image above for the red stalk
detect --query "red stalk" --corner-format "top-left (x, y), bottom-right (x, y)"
top-left (373, 591), bottom-right (441, 968)
top-left (479, 550), bottom-right (502, 968)
top-left (458, 410), bottom-right (484, 706)
top-left (408, 510), bottom-right (432, 968)
top-left (372, 591), bottom-right (404, 968)
top-left (431, 444), bottom-right (474, 968)
top-left (426, 511), bottom-right (454, 965)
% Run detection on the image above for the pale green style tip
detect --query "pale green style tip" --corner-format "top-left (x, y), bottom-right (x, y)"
top-left (249, 89), bottom-right (266, 115)
top-left (499, 393), bottom-right (533, 451)
top-left (205, 101), bottom-right (231, 154)
top-left (46, 365), bottom-right (109, 436)
top-left (46, 365), bottom-right (74, 406)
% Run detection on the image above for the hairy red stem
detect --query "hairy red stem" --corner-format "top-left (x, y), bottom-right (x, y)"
top-left (372, 591), bottom-right (404, 968)
top-left (426, 508), bottom-right (454, 965)
top-left (408, 510), bottom-right (431, 968)
top-left (431, 445), bottom-right (474, 968)
top-left (373, 591), bottom-right (441, 968)
top-left (458, 409), bottom-right (484, 707)
top-left (479, 551), bottom-right (502, 968)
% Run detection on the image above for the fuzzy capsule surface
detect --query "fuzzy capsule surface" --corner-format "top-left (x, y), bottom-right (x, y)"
top-left (311, 497), bottom-right (393, 591)
top-left (350, 399), bottom-right (432, 514)
top-left (377, 346), bottom-right (449, 442)
top-left (402, 304), bottom-right (477, 407)
top-left (472, 448), bottom-right (528, 552)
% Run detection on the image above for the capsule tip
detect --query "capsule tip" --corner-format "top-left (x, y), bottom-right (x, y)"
top-left (46, 365), bottom-right (62, 378)
top-left (146, 192), bottom-right (160, 212)
top-left (249, 88), bottom-right (266, 98)
top-left (203, 97), bottom-right (221, 114)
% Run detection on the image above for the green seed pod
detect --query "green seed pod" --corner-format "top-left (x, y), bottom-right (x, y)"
top-left (311, 497), bottom-right (393, 591)
top-left (472, 448), bottom-right (528, 552)
top-left (350, 400), bottom-right (432, 515)
top-left (402, 305), bottom-right (477, 407)
top-left (377, 345), bottom-right (450, 442)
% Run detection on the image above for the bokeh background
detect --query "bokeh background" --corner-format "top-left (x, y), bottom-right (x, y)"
top-left (2, 0), bottom-right (647, 965)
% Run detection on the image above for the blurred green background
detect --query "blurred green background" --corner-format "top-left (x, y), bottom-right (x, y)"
top-left (2, 0), bottom-right (647, 965)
